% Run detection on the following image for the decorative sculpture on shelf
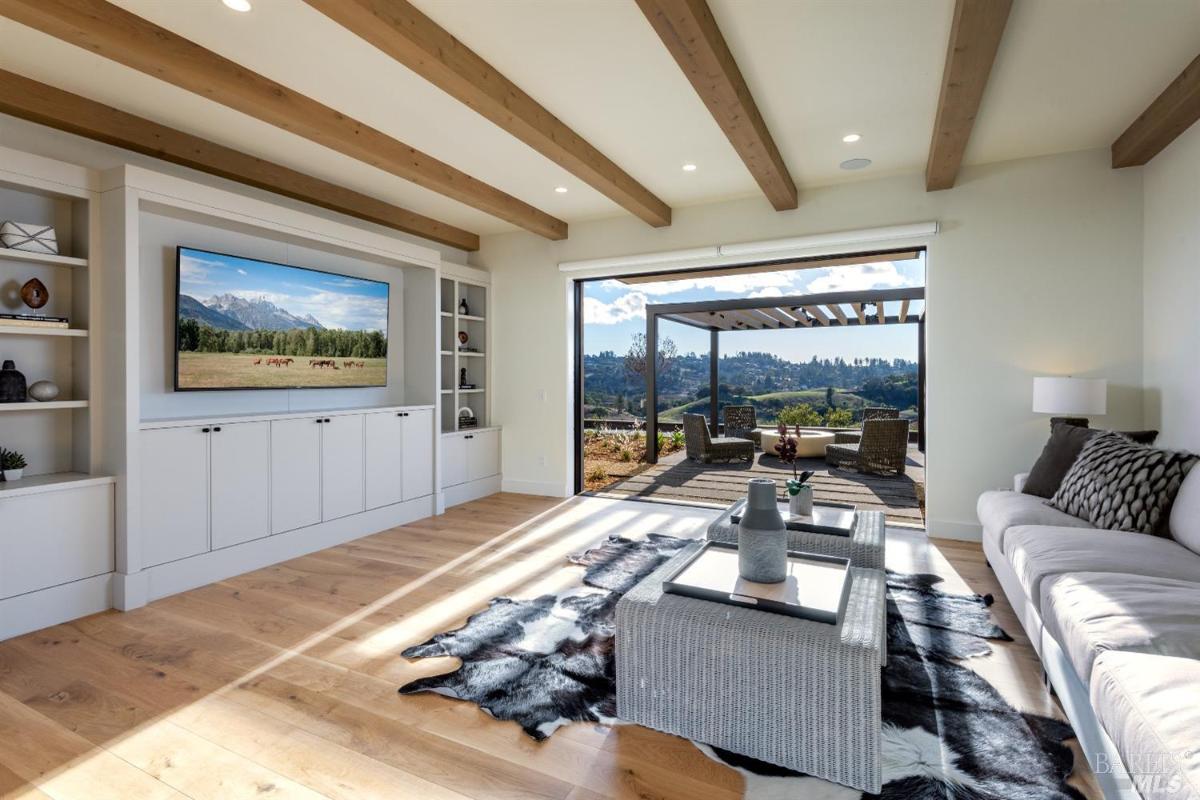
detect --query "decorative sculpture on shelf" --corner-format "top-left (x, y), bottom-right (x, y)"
top-left (20, 277), bottom-right (49, 310)
top-left (0, 360), bottom-right (27, 403)
top-left (459, 297), bottom-right (469, 316)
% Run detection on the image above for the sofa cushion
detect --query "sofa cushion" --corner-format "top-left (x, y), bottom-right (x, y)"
top-left (1090, 652), bottom-right (1200, 800)
top-left (1024, 423), bottom-right (1159, 498)
top-left (1169, 467), bottom-right (1200, 557)
top-left (976, 490), bottom-right (1091, 553)
top-left (1049, 432), bottom-right (1197, 535)
top-left (1004, 526), bottom-right (1200, 613)
top-left (1040, 572), bottom-right (1200, 683)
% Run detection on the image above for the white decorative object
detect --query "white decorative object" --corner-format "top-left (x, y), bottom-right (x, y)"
top-left (0, 221), bottom-right (58, 254)
top-left (790, 484), bottom-right (814, 516)
top-left (1032, 376), bottom-right (1107, 416)
top-left (2, 468), bottom-right (23, 481)
top-left (28, 380), bottom-right (60, 402)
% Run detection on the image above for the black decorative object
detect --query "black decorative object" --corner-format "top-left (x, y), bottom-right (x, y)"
top-left (20, 277), bottom-right (49, 310)
top-left (459, 297), bottom-right (469, 316)
top-left (0, 360), bottom-right (27, 403)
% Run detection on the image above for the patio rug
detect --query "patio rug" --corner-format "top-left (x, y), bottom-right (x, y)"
top-left (398, 534), bottom-right (1083, 800)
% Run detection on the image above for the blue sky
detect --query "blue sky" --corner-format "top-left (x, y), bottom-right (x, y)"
top-left (179, 248), bottom-right (389, 333)
top-left (583, 256), bottom-right (925, 361)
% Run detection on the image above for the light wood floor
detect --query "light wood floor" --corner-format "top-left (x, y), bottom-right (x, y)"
top-left (0, 494), bottom-right (1098, 800)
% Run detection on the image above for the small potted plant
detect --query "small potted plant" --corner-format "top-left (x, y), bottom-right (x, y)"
top-left (773, 423), bottom-right (814, 516)
top-left (1, 447), bottom-right (27, 482)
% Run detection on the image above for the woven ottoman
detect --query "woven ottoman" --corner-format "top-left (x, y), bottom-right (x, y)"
top-left (616, 544), bottom-right (886, 792)
top-left (707, 502), bottom-right (886, 571)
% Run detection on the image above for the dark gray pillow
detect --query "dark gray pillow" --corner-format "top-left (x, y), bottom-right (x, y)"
top-left (1023, 424), bottom-right (1159, 498)
top-left (1049, 432), bottom-right (1197, 534)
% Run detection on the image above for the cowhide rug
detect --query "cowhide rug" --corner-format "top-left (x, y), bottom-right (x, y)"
top-left (399, 534), bottom-right (1084, 800)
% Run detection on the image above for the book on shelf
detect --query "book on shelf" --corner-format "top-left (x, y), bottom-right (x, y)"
top-left (0, 313), bottom-right (69, 329)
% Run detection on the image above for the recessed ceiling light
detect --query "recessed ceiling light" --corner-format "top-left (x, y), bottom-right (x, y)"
top-left (682, 163), bottom-right (698, 172)
top-left (839, 158), bottom-right (872, 170)
top-left (842, 133), bottom-right (862, 143)
top-left (554, 186), bottom-right (568, 194)
top-left (222, 0), bottom-right (252, 12)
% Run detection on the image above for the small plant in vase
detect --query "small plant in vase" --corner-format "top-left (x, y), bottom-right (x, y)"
top-left (0, 447), bottom-right (27, 482)
top-left (773, 423), bottom-right (815, 516)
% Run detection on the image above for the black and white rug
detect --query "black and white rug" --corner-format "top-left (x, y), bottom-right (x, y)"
top-left (399, 534), bottom-right (1084, 800)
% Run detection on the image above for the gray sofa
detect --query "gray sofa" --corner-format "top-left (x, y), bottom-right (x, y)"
top-left (978, 470), bottom-right (1200, 800)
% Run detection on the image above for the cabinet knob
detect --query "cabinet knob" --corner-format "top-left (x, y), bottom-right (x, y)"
top-left (213, 426), bottom-right (222, 432)
top-left (316, 418), bottom-right (323, 424)
top-left (201, 427), bottom-right (211, 433)
top-left (324, 418), bottom-right (331, 423)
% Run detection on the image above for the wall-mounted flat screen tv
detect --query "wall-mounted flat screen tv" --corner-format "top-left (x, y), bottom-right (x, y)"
top-left (174, 246), bottom-right (389, 391)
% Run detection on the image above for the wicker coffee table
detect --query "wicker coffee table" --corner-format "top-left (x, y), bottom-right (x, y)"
top-left (616, 543), bottom-right (886, 792)
top-left (707, 501), bottom-right (886, 570)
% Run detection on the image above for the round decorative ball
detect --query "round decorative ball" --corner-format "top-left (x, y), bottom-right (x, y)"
top-left (28, 380), bottom-right (60, 402)
top-left (20, 278), bottom-right (49, 310)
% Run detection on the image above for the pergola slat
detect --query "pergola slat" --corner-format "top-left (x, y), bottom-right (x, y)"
top-left (899, 299), bottom-right (910, 323)
top-left (852, 302), bottom-right (867, 324)
top-left (876, 301), bottom-right (886, 324)
top-left (804, 305), bottom-right (831, 326)
top-left (825, 304), bottom-right (849, 326)
top-left (759, 307), bottom-right (799, 326)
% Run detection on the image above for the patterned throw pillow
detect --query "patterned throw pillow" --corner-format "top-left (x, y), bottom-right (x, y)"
top-left (1049, 432), bottom-right (1198, 534)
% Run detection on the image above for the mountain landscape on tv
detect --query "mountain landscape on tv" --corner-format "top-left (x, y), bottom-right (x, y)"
top-left (175, 247), bottom-right (389, 390)
top-left (178, 293), bottom-right (326, 332)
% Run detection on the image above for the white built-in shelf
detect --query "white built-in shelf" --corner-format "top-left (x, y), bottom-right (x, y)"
top-left (0, 325), bottom-right (88, 337)
top-left (0, 471), bottom-right (114, 499)
top-left (440, 350), bottom-right (452, 356)
top-left (458, 351), bottom-right (485, 357)
top-left (440, 311), bottom-right (453, 317)
top-left (440, 389), bottom-right (453, 394)
top-left (459, 388), bottom-right (486, 394)
top-left (0, 400), bottom-right (89, 412)
top-left (0, 249), bottom-right (88, 269)
top-left (459, 314), bottom-right (485, 322)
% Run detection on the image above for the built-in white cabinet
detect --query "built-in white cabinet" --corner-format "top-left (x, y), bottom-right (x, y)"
top-left (140, 426), bottom-right (210, 567)
top-left (210, 421), bottom-right (270, 549)
top-left (440, 427), bottom-right (500, 489)
top-left (364, 408), bottom-right (435, 510)
top-left (138, 407), bottom-right (435, 571)
top-left (270, 417), bottom-right (322, 534)
top-left (402, 409), bottom-right (435, 500)
top-left (321, 414), bottom-right (365, 522)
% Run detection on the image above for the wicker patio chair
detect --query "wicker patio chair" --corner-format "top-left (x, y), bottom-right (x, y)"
top-left (683, 413), bottom-right (755, 464)
top-left (722, 405), bottom-right (761, 446)
top-left (835, 406), bottom-right (901, 445)
top-left (826, 417), bottom-right (910, 475)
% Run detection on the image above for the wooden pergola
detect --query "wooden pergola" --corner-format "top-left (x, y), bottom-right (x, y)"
top-left (644, 286), bottom-right (926, 463)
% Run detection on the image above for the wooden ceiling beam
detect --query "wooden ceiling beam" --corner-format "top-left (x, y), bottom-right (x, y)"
top-left (1112, 53), bottom-right (1200, 168)
top-left (925, 0), bottom-right (1012, 191)
top-left (0, 69), bottom-right (479, 251)
top-left (304, 0), bottom-right (671, 228)
top-left (0, 0), bottom-right (566, 240)
top-left (636, 0), bottom-right (797, 210)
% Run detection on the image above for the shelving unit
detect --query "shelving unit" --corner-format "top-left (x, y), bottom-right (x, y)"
top-left (439, 273), bottom-right (490, 433)
top-left (0, 149), bottom-right (102, 479)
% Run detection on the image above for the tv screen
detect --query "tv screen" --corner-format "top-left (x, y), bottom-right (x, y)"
top-left (174, 246), bottom-right (389, 391)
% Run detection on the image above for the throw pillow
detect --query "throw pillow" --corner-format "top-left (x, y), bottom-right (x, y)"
top-left (1049, 432), bottom-right (1197, 535)
top-left (1023, 424), bottom-right (1159, 498)
top-left (1169, 468), bottom-right (1200, 556)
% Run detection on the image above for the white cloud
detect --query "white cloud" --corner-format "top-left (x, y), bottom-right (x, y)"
top-left (601, 271), bottom-right (798, 297)
top-left (748, 286), bottom-right (784, 298)
top-left (805, 261), bottom-right (906, 294)
top-left (584, 292), bottom-right (647, 325)
top-left (237, 268), bottom-right (248, 276)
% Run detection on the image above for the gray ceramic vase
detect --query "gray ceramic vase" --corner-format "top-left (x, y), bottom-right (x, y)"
top-left (738, 478), bottom-right (787, 583)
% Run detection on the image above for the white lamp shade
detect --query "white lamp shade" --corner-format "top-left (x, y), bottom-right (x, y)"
top-left (1032, 377), bottom-right (1107, 416)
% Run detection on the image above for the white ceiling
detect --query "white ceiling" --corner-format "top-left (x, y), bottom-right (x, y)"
top-left (1, 0), bottom-right (1197, 240)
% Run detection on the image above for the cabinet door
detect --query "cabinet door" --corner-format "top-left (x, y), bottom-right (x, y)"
top-left (271, 418), bottom-right (322, 534)
top-left (1, 484), bottom-right (114, 599)
top-left (210, 421), bottom-right (270, 549)
top-left (401, 409), bottom-right (434, 500)
top-left (364, 412), bottom-right (404, 510)
top-left (441, 434), bottom-right (468, 488)
top-left (467, 429), bottom-right (501, 483)
top-left (322, 414), bottom-right (365, 521)
top-left (140, 426), bottom-right (210, 567)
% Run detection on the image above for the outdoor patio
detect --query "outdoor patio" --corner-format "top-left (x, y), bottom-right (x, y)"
top-left (593, 446), bottom-right (925, 526)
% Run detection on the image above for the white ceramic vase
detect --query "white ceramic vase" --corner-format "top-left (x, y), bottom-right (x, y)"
top-left (789, 484), bottom-right (814, 516)
top-left (3, 468), bottom-right (23, 482)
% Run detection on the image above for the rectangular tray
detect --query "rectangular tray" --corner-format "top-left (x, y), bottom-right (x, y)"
top-left (729, 498), bottom-right (856, 537)
top-left (662, 541), bottom-right (851, 624)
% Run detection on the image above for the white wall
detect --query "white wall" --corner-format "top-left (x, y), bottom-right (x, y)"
top-left (476, 148), bottom-right (1145, 539)
top-left (0, 113), bottom-right (474, 266)
top-left (1142, 122), bottom-right (1200, 451)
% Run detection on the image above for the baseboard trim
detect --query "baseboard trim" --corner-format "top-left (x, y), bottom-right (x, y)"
top-left (137, 494), bottom-right (436, 607)
top-left (0, 573), bottom-right (112, 641)
top-left (501, 478), bottom-right (569, 497)
top-left (444, 475), bottom-right (502, 508)
top-left (925, 517), bottom-right (982, 541)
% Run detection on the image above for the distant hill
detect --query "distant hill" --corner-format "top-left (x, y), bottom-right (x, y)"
top-left (660, 389), bottom-right (869, 422)
top-left (204, 293), bottom-right (325, 332)
top-left (178, 294), bottom-right (248, 331)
